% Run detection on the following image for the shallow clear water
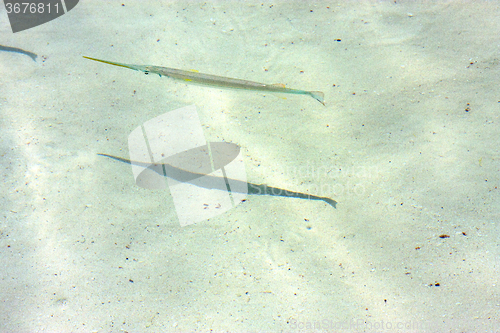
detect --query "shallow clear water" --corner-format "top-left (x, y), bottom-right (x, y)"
top-left (1, 1), bottom-right (499, 332)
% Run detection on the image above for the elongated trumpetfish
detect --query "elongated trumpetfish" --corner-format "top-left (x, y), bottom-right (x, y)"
top-left (83, 56), bottom-right (325, 105)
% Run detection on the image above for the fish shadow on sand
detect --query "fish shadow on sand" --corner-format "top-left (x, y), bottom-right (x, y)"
top-left (0, 45), bottom-right (37, 61)
top-left (98, 153), bottom-right (337, 209)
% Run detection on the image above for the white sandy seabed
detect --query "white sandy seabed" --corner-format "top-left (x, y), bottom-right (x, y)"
top-left (1, 1), bottom-right (499, 332)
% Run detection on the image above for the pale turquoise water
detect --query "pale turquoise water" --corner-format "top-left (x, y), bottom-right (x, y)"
top-left (1, 1), bottom-right (499, 332)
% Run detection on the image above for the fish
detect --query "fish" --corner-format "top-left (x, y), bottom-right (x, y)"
top-left (83, 56), bottom-right (325, 105)
top-left (98, 153), bottom-right (337, 208)
top-left (0, 44), bottom-right (37, 61)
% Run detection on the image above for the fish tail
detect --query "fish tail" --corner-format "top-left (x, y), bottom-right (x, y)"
top-left (309, 91), bottom-right (325, 105)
